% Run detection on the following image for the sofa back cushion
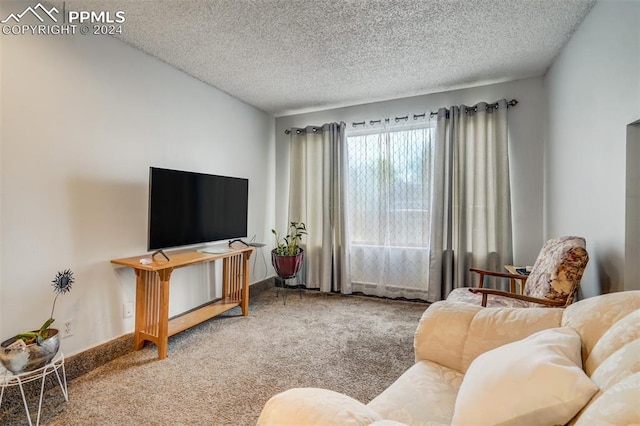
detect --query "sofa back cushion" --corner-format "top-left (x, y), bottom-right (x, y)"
top-left (561, 290), bottom-right (640, 425)
top-left (561, 290), bottom-right (640, 366)
top-left (414, 301), bottom-right (562, 373)
top-left (459, 306), bottom-right (564, 371)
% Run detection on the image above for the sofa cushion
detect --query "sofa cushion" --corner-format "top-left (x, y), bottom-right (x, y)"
top-left (570, 311), bottom-right (640, 424)
top-left (451, 327), bottom-right (598, 426)
top-left (562, 290), bottom-right (640, 362)
top-left (367, 360), bottom-right (462, 426)
top-left (460, 306), bottom-right (563, 372)
top-left (590, 339), bottom-right (640, 392)
top-left (584, 309), bottom-right (640, 376)
top-left (414, 301), bottom-right (562, 374)
top-left (256, 388), bottom-right (382, 426)
top-left (573, 373), bottom-right (640, 426)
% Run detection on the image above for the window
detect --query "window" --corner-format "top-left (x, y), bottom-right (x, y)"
top-left (346, 124), bottom-right (435, 298)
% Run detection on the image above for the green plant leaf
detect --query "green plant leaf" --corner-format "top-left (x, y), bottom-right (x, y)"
top-left (272, 221), bottom-right (306, 256)
top-left (39, 317), bottom-right (54, 333)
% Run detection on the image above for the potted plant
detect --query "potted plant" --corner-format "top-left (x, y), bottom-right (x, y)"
top-left (271, 221), bottom-right (306, 279)
top-left (0, 269), bottom-right (75, 374)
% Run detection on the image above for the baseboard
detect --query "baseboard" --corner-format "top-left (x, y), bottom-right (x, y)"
top-left (0, 277), bottom-right (275, 412)
top-left (250, 276), bottom-right (275, 294)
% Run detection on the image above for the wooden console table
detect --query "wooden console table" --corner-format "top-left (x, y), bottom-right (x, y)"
top-left (111, 245), bottom-right (254, 360)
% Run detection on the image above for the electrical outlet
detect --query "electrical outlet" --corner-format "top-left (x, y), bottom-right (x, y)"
top-left (123, 302), bottom-right (133, 318)
top-left (62, 319), bottom-right (73, 338)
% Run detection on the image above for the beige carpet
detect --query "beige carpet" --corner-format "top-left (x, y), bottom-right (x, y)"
top-left (1, 287), bottom-right (428, 425)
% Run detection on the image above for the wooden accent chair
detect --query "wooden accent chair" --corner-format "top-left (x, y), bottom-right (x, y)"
top-left (446, 236), bottom-right (589, 308)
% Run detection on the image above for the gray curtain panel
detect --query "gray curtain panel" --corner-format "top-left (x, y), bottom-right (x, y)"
top-left (431, 99), bottom-right (514, 300)
top-left (287, 122), bottom-right (351, 294)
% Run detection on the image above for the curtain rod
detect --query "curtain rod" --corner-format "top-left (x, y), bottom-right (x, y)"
top-left (284, 125), bottom-right (323, 135)
top-left (283, 99), bottom-right (518, 134)
top-left (351, 99), bottom-right (518, 128)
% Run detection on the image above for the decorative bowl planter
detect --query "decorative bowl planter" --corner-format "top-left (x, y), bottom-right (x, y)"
top-left (271, 248), bottom-right (305, 279)
top-left (0, 329), bottom-right (60, 374)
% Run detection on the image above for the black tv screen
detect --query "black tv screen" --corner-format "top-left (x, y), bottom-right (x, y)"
top-left (148, 167), bottom-right (248, 251)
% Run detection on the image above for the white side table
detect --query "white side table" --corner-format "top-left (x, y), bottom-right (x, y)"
top-left (0, 352), bottom-right (68, 426)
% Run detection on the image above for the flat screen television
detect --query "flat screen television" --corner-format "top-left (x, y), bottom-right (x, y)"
top-left (148, 167), bottom-right (248, 251)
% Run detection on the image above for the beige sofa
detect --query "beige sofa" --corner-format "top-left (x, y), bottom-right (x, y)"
top-left (258, 290), bottom-right (640, 425)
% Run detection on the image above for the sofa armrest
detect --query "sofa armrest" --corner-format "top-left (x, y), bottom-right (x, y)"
top-left (414, 301), bottom-right (563, 373)
top-left (414, 301), bottom-right (483, 372)
top-left (257, 388), bottom-right (382, 426)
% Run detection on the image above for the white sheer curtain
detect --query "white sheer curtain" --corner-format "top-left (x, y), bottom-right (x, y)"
top-left (287, 123), bottom-right (351, 293)
top-left (347, 123), bottom-right (435, 300)
top-left (431, 100), bottom-right (514, 298)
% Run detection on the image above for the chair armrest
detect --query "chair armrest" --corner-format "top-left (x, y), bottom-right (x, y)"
top-left (470, 267), bottom-right (528, 280)
top-left (468, 288), bottom-right (565, 307)
top-left (257, 388), bottom-right (382, 426)
top-left (470, 267), bottom-right (529, 293)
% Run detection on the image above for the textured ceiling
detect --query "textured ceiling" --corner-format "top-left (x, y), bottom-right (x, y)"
top-left (53, 0), bottom-right (595, 116)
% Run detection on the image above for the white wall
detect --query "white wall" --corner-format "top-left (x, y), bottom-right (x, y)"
top-left (544, 0), bottom-right (639, 297)
top-left (275, 77), bottom-right (547, 266)
top-left (0, 30), bottom-right (275, 355)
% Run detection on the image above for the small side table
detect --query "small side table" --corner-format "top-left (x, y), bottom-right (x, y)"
top-left (0, 352), bottom-right (68, 426)
top-left (504, 265), bottom-right (530, 294)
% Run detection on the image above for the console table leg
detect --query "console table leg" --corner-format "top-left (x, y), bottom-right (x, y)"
top-left (134, 269), bottom-right (172, 359)
top-left (134, 270), bottom-right (147, 351)
top-left (241, 251), bottom-right (251, 316)
top-left (156, 269), bottom-right (172, 360)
